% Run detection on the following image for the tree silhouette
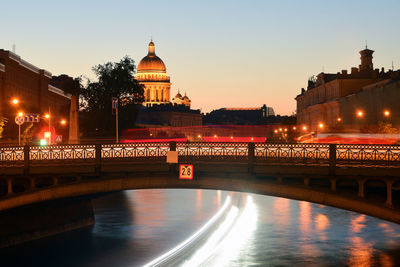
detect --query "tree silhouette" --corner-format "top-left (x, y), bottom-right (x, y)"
top-left (80, 56), bottom-right (144, 137)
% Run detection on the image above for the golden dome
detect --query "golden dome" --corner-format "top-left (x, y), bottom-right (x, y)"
top-left (137, 41), bottom-right (166, 73)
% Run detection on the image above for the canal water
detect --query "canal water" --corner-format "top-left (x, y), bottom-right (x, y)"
top-left (2, 189), bottom-right (400, 266)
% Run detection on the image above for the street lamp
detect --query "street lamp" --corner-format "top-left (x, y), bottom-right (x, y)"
top-left (44, 113), bottom-right (51, 145)
top-left (319, 123), bottom-right (324, 129)
top-left (302, 126), bottom-right (307, 131)
top-left (11, 98), bottom-right (19, 105)
top-left (383, 110), bottom-right (390, 117)
top-left (17, 111), bottom-right (24, 146)
top-left (357, 110), bottom-right (364, 118)
top-left (337, 117), bottom-right (342, 122)
top-left (60, 119), bottom-right (67, 125)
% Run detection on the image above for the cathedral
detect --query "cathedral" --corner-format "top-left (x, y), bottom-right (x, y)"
top-left (135, 40), bottom-right (201, 127)
top-left (136, 40), bottom-right (190, 108)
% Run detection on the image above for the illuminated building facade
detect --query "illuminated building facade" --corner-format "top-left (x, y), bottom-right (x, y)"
top-left (0, 49), bottom-right (71, 142)
top-left (295, 47), bottom-right (399, 132)
top-left (135, 40), bottom-right (199, 127)
top-left (136, 41), bottom-right (171, 107)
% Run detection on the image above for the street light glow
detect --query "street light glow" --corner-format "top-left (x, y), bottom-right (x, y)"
top-left (274, 129), bottom-right (278, 133)
top-left (292, 126), bottom-right (297, 130)
top-left (357, 111), bottom-right (364, 117)
top-left (319, 123), bottom-right (324, 128)
top-left (44, 132), bottom-right (51, 138)
top-left (44, 113), bottom-right (50, 119)
top-left (18, 111), bottom-right (24, 117)
top-left (60, 119), bottom-right (67, 125)
top-left (337, 117), bottom-right (342, 122)
top-left (384, 110), bottom-right (390, 117)
top-left (11, 98), bottom-right (19, 105)
top-left (302, 126), bottom-right (307, 131)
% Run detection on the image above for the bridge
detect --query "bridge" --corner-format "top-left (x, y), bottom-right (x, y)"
top-left (0, 141), bottom-right (400, 247)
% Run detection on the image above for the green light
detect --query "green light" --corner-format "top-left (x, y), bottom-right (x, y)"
top-left (40, 139), bottom-right (47, 146)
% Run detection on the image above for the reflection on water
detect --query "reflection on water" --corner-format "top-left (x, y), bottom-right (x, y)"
top-left (1, 189), bottom-right (400, 267)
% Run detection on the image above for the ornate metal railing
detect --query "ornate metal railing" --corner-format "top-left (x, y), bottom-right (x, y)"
top-left (255, 143), bottom-right (330, 163)
top-left (29, 145), bottom-right (96, 161)
top-left (336, 144), bottom-right (400, 165)
top-left (101, 143), bottom-right (169, 158)
top-left (0, 146), bottom-right (24, 163)
top-left (0, 142), bottom-right (399, 167)
top-left (176, 142), bottom-right (248, 160)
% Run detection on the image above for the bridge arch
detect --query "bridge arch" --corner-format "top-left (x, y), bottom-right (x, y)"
top-left (1, 173), bottom-right (400, 226)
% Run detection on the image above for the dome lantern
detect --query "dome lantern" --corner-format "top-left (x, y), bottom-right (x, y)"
top-left (148, 40), bottom-right (155, 56)
top-left (137, 40), bottom-right (167, 73)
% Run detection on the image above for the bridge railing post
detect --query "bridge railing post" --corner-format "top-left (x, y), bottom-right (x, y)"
top-left (329, 144), bottom-right (336, 176)
top-left (248, 142), bottom-right (255, 174)
top-left (23, 145), bottom-right (30, 175)
top-left (169, 141), bottom-right (177, 174)
top-left (95, 144), bottom-right (102, 175)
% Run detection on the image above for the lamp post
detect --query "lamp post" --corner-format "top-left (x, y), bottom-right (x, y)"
top-left (356, 110), bottom-right (364, 132)
top-left (16, 111), bottom-right (24, 146)
top-left (44, 109), bottom-right (51, 145)
top-left (383, 110), bottom-right (390, 118)
top-left (112, 97), bottom-right (119, 143)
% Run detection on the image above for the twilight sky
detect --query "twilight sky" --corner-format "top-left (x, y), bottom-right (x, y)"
top-left (1, 0), bottom-right (399, 115)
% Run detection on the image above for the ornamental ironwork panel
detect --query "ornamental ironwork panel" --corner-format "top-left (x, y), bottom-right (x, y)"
top-left (101, 143), bottom-right (170, 158)
top-left (176, 142), bottom-right (248, 160)
top-left (255, 143), bottom-right (330, 163)
top-left (0, 146), bottom-right (24, 161)
top-left (336, 144), bottom-right (400, 165)
top-left (29, 145), bottom-right (96, 160)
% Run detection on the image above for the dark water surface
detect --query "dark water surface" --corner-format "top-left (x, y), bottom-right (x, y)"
top-left (2, 189), bottom-right (400, 266)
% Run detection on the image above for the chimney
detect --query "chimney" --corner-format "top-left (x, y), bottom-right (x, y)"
top-left (341, 69), bottom-right (348, 75)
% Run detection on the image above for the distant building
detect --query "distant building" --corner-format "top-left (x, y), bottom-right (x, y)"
top-left (340, 76), bottom-right (400, 131)
top-left (134, 40), bottom-right (198, 127)
top-left (172, 90), bottom-right (191, 108)
top-left (295, 47), bottom-right (400, 132)
top-left (0, 49), bottom-right (71, 143)
top-left (136, 104), bottom-right (202, 127)
top-left (203, 104), bottom-right (275, 125)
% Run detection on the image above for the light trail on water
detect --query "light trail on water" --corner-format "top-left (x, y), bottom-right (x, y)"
top-left (184, 195), bottom-right (258, 266)
top-left (143, 195), bottom-right (258, 267)
top-left (142, 196), bottom-right (232, 267)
